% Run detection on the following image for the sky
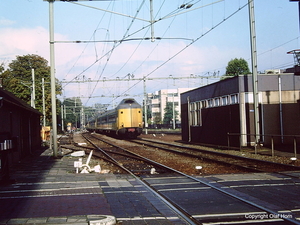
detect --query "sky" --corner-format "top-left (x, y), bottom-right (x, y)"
top-left (0, 0), bottom-right (299, 108)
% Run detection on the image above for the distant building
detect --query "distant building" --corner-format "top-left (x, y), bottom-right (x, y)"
top-left (146, 88), bottom-right (194, 128)
top-left (181, 73), bottom-right (300, 147)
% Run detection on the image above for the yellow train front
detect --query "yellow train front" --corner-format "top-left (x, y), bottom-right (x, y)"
top-left (88, 98), bottom-right (143, 138)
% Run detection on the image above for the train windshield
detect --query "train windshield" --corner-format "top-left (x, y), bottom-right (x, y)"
top-left (124, 99), bottom-right (135, 104)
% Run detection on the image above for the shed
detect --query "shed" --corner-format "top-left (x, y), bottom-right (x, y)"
top-left (0, 87), bottom-right (42, 164)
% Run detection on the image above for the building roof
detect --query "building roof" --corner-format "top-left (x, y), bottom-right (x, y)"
top-left (0, 87), bottom-right (42, 115)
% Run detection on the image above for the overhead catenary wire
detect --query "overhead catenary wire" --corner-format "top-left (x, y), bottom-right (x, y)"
top-left (62, 1), bottom-right (222, 91)
top-left (110, 0), bottom-right (174, 78)
top-left (62, 1), bottom-right (185, 104)
top-left (62, 0), bottom-right (247, 108)
top-left (117, 1), bottom-right (249, 100)
top-left (62, 1), bottom-right (114, 82)
top-left (61, 1), bottom-right (147, 90)
top-left (85, 0), bottom-right (147, 106)
top-left (85, 0), bottom-right (217, 106)
top-left (60, 0), bottom-right (296, 109)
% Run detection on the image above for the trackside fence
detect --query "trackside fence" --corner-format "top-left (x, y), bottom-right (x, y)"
top-left (227, 133), bottom-right (300, 158)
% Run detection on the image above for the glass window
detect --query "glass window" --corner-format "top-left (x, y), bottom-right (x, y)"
top-left (215, 98), bottom-right (220, 107)
top-left (230, 94), bottom-right (239, 104)
top-left (208, 100), bottom-right (212, 107)
top-left (190, 102), bottom-right (202, 126)
top-left (222, 96), bottom-right (227, 106)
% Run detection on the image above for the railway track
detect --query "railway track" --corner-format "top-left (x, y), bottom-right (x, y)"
top-left (67, 132), bottom-right (300, 224)
top-left (129, 137), bottom-right (300, 174)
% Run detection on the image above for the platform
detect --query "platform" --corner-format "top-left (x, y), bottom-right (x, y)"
top-left (1, 142), bottom-right (300, 224)
top-left (0, 148), bottom-right (187, 225)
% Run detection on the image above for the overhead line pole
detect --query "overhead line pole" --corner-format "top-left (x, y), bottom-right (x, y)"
top-left (150, 0), bottom-right (155, 42)
top-left (248, 0), bottom-right (260, 153)
top-left (45, 0), bottom-right (117, 157)
top-left (48, 0), bottom-right (58, 158)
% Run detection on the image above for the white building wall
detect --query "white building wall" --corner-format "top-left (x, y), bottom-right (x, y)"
top-left (147, 87), bottom-right (194, 125)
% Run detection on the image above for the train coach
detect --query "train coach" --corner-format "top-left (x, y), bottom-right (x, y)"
top-left (86, 98), bottom-right (143, 138)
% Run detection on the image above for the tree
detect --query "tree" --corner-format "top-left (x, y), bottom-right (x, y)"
top-left (0, 54), bottom-right (62, 126)
top-left (0, 62), bottom-right (4, 74)
top-left (221, 58), bottom-right (251, 80)
top-left (163, 102), bottom-right (178, 127)
top-left (153, 115), bottom-right (162, 125)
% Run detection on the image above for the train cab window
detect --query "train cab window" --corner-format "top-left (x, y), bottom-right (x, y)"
top-left (124, 99), bottom-right (135, 104)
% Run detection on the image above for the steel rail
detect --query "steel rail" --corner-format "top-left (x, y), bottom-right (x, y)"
top-left (130, 139), bottom-right (262, 173)
top-left (134, 138), bottom-right (300, 172)
top-left (83, 133), bottom-right (300, 224)
top-left (132, 139), bottom-right (300, 224)
top-left (81, 133), bottom-right (199, 225)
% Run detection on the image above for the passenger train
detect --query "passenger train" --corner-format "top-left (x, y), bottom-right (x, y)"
top-left (86, 98), bottom-right (143, 138)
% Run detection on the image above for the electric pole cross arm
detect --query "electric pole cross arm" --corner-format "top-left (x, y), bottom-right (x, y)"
top-left (61, 74), bottom-right (221, 84)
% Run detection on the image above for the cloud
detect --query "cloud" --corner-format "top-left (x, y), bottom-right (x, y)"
top-left (0, 25), bottom-right (250, 106)
top-left (0, 18), bottom-right (15, 26)
top-left (0, 26), bottom-right (50, 64)
top-left (0, 25), bottom-right (242, 79)
top-left (0, 26), bottom-right (86, 76)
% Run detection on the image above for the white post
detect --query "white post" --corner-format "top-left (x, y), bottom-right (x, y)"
top-left (172, 92), bottom-right (175, 129)
top-left (61, 104), bottom-right (64, 132)
top-left (187, 96), bottom-right (191, 142)
top-left (42, 78), bottom-right (46, 127)
top-left (149, 0), bottom-right (155, 42)
top-left (31, 68), bottom-right (35, 108)
top-left (144, 76), bottom-right (148, 134)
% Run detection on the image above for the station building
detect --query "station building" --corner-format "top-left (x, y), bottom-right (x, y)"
top-left (180, 73), bottom-right (300, 148)
top-left (0, 87), bottom-right (42, 164)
